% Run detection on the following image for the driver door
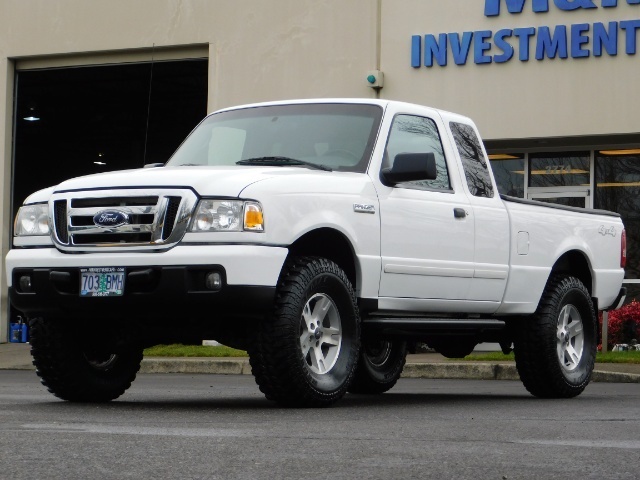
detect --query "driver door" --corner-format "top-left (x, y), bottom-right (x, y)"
top-left (378, 113), bottom-right (475, 301)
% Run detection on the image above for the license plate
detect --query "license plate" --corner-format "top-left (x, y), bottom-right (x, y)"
top-left (80, 267), bottom-right (125, 297)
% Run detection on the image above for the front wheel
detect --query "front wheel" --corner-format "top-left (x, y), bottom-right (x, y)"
top-left (513, 275), bottom-right (597, 398)
top-left (249, 256), bottom-right (360, 407)
top-left (29, 317), bottom-right (143, 402)
top-left (348, 339), bottom-right (407, 394)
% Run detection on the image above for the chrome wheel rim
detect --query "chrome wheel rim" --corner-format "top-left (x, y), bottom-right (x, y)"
top-left (364, 340), bottom-right (393, 367)
top-left (84, 351), bottom-right (118, 371)
top-left (299, 293), bottom-right (342, 375)
top-left (556, 304), bottom-right (584, 372)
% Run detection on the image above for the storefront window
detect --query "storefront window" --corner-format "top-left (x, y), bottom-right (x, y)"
top-left (534, 196), bottom-right (587, 208)
top-left (529, 152), bottom-right (590, 188)
top-left (595, 151), bottom-right (640, 280)
top-left (488, 154), bottom-right (524, 197)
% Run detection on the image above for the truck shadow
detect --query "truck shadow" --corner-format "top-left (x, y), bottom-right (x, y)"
top-left (33, 390), bottom-right (560, 413)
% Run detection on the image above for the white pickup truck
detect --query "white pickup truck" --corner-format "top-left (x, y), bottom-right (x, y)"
top-left (7, 99), bottom-right (627, 407)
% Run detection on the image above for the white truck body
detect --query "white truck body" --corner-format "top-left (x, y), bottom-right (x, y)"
top-left (6, 99), bottom-right (627, 405)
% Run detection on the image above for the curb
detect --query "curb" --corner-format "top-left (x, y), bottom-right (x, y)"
top-left (591, 370), bottom-right (640, 383)
top-left (140, 358), bottom-right (252, 375)
top-left (5, 358), bottom-right (640, 384)
top-left (138, 359), bottom-right (640, 384)
top-left (401, 362), bottom-right (521, 381)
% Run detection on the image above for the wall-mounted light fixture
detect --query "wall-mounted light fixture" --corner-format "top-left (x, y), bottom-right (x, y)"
top-left (488, 154), bottom-right (520, 160)
top-left (366, 70), bottom-right (384, 89)
top-left (23, 107), bottom-right (40, 122)
top-left (599, 149), bottom-right (640, 156)
top-left (94, 153), bottom-right (106, 166)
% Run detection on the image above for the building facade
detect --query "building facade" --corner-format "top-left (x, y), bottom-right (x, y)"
top-left (1, 0), bottom-right (639, 341)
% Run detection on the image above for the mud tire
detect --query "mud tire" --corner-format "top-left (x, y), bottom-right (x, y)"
top-left (29, 317), bottom-right (143, 402)
top-left (249, 256), bottom-right (360, 407)
top-left (513, 275), bottom-right (597, 398)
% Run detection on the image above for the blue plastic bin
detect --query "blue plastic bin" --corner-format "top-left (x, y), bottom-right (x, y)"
top-left (9, 323), bottom-right (28, 343)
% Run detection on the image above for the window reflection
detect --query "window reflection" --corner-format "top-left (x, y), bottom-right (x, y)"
top-left (385, 115), bottom-right (451, 191)
top-left (489, 154), bottom-right (524, 197)
top-left (596, 152), bottom-right (640, 280)
top-left (450, 122), bottom-right (494, 198)
top-left (534, 196), bottom-right (586, 208)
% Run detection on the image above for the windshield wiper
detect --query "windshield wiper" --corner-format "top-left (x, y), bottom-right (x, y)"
top-left (236, 156), bottom-right (332, 171)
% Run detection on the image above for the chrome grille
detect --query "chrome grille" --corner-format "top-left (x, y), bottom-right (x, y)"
top-left (50, 188), bottom-right (198, 252)
top-left (54, 200), bottom-right (68, 244)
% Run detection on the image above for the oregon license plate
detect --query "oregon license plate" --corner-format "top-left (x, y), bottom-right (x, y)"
top-left (80, 267), bottom-right (125, 297)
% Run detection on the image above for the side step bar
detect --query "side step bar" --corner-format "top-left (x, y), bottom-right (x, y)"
top-left (362, 317), bottom-right (506, 339)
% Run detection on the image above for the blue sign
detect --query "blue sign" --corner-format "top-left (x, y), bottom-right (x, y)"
top-left (412, 0), bottom-right (640, 67)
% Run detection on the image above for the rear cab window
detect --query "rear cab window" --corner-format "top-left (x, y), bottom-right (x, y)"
top-left (450, 122), bottom-right (494, 198)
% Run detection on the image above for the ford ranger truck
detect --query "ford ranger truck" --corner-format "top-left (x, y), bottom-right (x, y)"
top-left (6, 99), bottom-right (627, 407)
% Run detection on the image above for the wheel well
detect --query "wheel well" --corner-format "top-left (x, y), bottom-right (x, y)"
top-left (550, 251), bottom-right (593, 295)
top-left (287, 228), bottom-right (357, 288)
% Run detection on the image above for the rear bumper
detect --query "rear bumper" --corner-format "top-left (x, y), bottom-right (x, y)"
top-left (606, 287), bottom-right (627, 312)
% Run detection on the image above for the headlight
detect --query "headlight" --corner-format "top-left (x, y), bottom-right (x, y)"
top-left (191, 200), bottom-right (264, 232)
top-left (15, 204), bottom-right (50, 236)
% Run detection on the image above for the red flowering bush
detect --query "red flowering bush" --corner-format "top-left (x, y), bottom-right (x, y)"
top-left (599, 300), bottom-right (640, 350)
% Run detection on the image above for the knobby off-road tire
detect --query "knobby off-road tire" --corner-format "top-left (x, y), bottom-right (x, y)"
top-left (348, 339), bottom-right (407, 394)
top-left (29, 317), bottom-right (143, 402)
top-left (249, 256), bottom-right (361, 407)
top-left (513, 275), bottom-right (597, 398)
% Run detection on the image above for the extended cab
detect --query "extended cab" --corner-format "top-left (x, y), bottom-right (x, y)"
top-left (6, 99), bottom-right (626, 406)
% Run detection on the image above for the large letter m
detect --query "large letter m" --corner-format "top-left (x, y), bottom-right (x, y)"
top-left (485, 0), bottom-right (550, 16)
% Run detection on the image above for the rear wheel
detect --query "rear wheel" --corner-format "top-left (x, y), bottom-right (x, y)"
top-left (513, 275), bottom-right (597, 398)
top-left (249, 256), bottom-right (360, 407)
top-left (348, 339), bottom-right (407, 394)
top-left (29, 317), bottom-right (143, 402)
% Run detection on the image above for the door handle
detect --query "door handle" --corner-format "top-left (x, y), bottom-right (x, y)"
top-left (454, 208), bottom-right (467, 218)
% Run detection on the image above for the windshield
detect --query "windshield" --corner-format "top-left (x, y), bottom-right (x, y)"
top-left (166, 103), bottom-right (383, 173)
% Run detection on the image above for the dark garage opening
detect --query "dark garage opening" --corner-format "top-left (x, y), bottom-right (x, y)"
top-left (12, 58), bottom-right (208, 218)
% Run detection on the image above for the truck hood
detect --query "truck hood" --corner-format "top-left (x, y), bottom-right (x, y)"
top-left (51, 166), bottom-right (284, 198)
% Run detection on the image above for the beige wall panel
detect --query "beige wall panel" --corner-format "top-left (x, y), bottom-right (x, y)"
top-left (380, 0), bottom-right (640, 140)
top-left (0, 0), bottom-right (379, 110)
top-left (206, 1), bottom-right (379, 110)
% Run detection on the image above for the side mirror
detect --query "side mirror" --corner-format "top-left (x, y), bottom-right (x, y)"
top-left (381, 152), bottom-right (437, 185)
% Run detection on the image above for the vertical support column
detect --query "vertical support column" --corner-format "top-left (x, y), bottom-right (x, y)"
top-left (0, 58), bottom-right (15, 343)
top-left (602, 311), bottom-right (608, 353)
top-left (374, 0), bottom-right (382, 99)
top-left (207, 42), bottom-right (216, 114)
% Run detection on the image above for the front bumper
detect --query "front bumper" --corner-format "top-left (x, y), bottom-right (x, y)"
top-left (6, 244), bottom-right (287, 320)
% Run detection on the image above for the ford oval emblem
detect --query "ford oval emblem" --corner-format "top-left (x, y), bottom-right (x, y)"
top-left (93, 210), bottom-right (129, 228)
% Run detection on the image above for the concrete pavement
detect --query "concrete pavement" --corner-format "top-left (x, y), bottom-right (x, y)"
top-left (2, 342), bottom-right (639, 383)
